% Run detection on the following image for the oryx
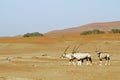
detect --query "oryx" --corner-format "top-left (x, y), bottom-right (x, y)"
top-left (96, 50), bottom-right (110, 65)
top-left (61, 46), bottom-right (76, 65)
top-left (72, 45), bottom-right (92, 65)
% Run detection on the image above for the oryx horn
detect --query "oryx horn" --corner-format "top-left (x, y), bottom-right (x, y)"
top-left (64, 46), bottom-right (70, 54)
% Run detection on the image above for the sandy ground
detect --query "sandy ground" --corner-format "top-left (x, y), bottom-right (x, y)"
top-left (0, 34), bottom-right (120, 80)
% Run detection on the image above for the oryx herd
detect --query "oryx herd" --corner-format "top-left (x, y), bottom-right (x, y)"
top-left (61, 46), bottom-right (110, 66)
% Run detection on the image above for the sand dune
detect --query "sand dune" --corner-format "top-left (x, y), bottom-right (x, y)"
top-left (45, 21), bottom-right (120, 37)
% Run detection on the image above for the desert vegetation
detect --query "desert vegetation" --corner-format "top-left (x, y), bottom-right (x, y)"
top-left (23, 32), bottom-right (43, 37)
top-left (110, 29), bottom-right (120, 33)
top-left (80, 29), bottom-right (105, 35)
top-left (80, 29), bottom-right (120, 35)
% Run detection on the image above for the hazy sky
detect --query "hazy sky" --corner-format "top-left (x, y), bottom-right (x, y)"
top-left (0, 0), bottom-right (120, 36)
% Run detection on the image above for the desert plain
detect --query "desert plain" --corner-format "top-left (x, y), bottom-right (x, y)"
top-left (0, 34), bottom-right (120, 80)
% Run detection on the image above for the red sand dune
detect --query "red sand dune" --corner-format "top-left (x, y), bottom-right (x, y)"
top-left (45, 21), bottom-right (120, 37)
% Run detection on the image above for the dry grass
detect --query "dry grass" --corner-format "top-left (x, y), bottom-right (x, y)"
top-left (0, 34), bottom-right (120, 80)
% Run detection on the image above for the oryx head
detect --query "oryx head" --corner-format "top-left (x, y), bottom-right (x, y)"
top-left (61, 46), bottom-right (70, 58)
top-left (95, 48), bottom-right (101, 57)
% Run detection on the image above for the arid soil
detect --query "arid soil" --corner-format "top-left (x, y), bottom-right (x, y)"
top-left (0, 34), bottom-right (120, 80)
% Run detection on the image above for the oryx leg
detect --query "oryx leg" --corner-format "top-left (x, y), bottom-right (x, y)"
top-left (69, 59), bottom-right (75, 65)
top-left (105, 60), bottom-right (108, 65)
top-left (86, 58), bottom-right (89, 65)
top-left (99, 59), bottom-right (102, 65)
top-left (69, 62), bottom-right (71, 65)
top-left (105, 57), bottom-right (110, 65)
top-left (77, 59), bottom-right (82, 65)
top-left (105, 57), bottom-right (108, 65)
top-left (69, 59), bottom-right (72, 65)
top-left (86, 57), bottom-right (92, 65)
top-left (89, 57), bottom-right (92, 65)
top-left (107, 57), bottom-right (110, 65)
top-left (108, 60), bottom-right (110, 65)
top-left (72, 61), bottom-right (75, 65)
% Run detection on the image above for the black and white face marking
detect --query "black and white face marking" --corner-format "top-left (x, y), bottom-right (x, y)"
top-left (96, 51), bottom-right (101, 57)
top-left (61, 53), bottom-right (66, 58)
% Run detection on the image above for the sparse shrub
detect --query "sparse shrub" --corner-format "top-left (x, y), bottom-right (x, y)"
top-left (41, 54), bottom-right (47, 56)
top-left (23, 32), bottom-right (43, 37)
top-left (110, 29), bottom-right (120, 33)
top-left (80, 29), bottom-right (105, 35)
top-left (32, 56), bottom-right (40, 59)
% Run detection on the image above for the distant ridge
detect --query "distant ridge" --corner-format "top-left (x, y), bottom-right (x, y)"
top-left (45, 21), bottom-right (120, 37)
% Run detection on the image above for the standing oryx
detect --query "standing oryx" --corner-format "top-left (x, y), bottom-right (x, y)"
top-left (72, 53), bottom-right (92, 65)
top-left (96, 50), bottom-right (110, 65)
top-left (61, 45), bottom-right (92, 65)
top-left (61, 46), bottom-right (76, 65)
top-left (72, 45), bottom-right (92, 65)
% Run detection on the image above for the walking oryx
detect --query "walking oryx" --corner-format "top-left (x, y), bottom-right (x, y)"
top-left (61, 46), bottom-right (76, 65)
top-left (96, 50), bottom-right (110, 65)
top-left (72, 46), bottom-right (92, 65)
